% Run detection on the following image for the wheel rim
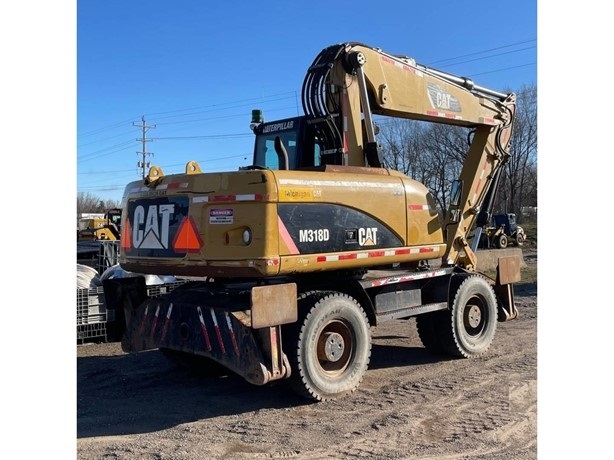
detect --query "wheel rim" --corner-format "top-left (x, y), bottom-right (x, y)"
top-left (315, 320), bottom-right (353, 375)
top-left (463, 296), bottom-right (488, 336)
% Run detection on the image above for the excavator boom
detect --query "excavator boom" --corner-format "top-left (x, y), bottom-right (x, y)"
top-left (297, 43), bottom-right (516, 268)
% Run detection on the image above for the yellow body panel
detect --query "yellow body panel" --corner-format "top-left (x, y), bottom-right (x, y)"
top-left (119, 165), bottom-right (445, 278)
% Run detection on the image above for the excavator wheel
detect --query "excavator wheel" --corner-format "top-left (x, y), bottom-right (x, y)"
top-left (284, 291), bottom-right (372, 402)
top-left (415, 311), bottom-right (448, 354)
top-left (438, 275), bottom-right (498, 358)
top-left (495, 234), bottom-right (508, 249)
top-left (515, 232), bottom-right (525, 246)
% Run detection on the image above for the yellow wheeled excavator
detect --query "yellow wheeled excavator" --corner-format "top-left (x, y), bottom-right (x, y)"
top-left (103, 42), bottom-right (519, 401)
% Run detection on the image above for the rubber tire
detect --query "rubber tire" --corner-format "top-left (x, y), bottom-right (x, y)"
top-left (159, 348), bottom-right (229, 378)
top-left (515, 232), bottom-right (525, 246)
top-left (478, 233), bottom-right (489, 249)
top-left (285, 291), bottom-right (372, 401)
top-left (439, 275), bottom-right (498, 358)
top-left (496, 234), bottom-right (508, 249)
top-left (415, 311), bottom-right (447, 354)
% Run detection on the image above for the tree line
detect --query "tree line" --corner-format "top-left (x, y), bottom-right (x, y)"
top-left (77, 192), bottom-right (121, 215)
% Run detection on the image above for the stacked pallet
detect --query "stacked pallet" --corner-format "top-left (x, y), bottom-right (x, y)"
top-left (76, 264), bottom-right (107, 344)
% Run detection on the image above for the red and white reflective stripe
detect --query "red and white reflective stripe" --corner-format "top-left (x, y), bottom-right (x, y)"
top-left (197, 306), bottom-right (212, 351)
top-left (278, 178), bottom-right (400, 189)
top-left (157, 182), bottom-right (189, 190)
top-left (128, 185), bottom-right (148, 194)
top-left (193, 194), bottom-right (263, 203)
top-left (139, 305), bottom-right (149, 336)
top-left (316, 246), bottom-right (434, 263)
top-left (426, 110), bottom-right (463, 120)
top-left (160, 303), bottom-right (173, 342)
top-left (380, 55), bottom-right (423, 76)
top-left (407, 204), bottom-right (430, 211)
top-left (370, 269), bottom-right (449, 287)
top-left (479, 117), bottom-right (497, 125)
top-left (150, 305), bottom-right (161, 338)
top-left (210, 310), bottom-right (226, 354)
top-left (128, 182), bottom-right (189, 194)
top-left (224, 312), bottom-right (240, 355)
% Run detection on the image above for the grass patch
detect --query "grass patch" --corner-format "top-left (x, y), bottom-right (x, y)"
top-left (520, 221), bottom-right (537, 249)
top-left (481, 264), bottom-right (536, 284)
top-left (480, 252), bottom-right (537, 284)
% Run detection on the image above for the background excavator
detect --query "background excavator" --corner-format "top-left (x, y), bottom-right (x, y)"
top-left (103, 42), bottom-right (519, 401)
top-left (77, 208), bottom-right (122, 242)
top-left (478, 213), bottom-right (526, 249)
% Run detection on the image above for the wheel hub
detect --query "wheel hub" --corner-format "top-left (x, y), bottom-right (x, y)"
top-left (467, 304), bottom-right (482, 328)
top-left (319, 332), bottom-right (345, 362)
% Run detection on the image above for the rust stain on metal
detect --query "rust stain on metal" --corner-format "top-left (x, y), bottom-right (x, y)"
top-left (497, 255), bottom-right (521, 285)
top-left (251, 283), bottom-right (297, 329)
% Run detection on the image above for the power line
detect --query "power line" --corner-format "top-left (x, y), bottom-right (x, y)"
top-left (150, 93), bottom-right (298, 122)
top-left (151, 133), bottom-right (252, 141)
top-left (78, 153), bottom-right (250, 180)
top-left (80, 40), bottom-right (535, 142)
top-left (471, 62), bottom-right (536, 77)
top-left (427, 39), bottom-right (536, 66)
top-left (78, 117), bottom-right (142, 138)
top-left (431, 47), bottom-right (536, 70)
top-left (77, 140), bottom-right (135, 162)
top-left (77, 129), bottom-right (136, 149)
top-left (78, 39), bottom-right (536, 192)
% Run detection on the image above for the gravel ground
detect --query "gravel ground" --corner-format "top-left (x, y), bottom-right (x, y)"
top-left (75, 252), bottom-right (538, 459)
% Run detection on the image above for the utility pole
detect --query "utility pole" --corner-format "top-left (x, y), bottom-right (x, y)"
top-left (133, 115), bottom-right (156, 178)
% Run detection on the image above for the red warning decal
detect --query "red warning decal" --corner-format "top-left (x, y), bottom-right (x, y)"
top-left (120, 219), bottom-right (132, 250)
top-left (172, 216), bottom-right (203, 253)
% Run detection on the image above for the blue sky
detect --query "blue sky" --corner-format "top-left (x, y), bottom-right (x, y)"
top-left (77, 0), bottom-right (537, 203)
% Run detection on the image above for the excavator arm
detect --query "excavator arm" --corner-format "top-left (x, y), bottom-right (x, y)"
top-left (302, 42), bottom-right (516, 268)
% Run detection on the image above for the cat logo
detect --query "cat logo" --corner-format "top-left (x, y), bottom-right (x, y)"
top-left (125, 203), bottom-right (202, 253)
top-left (427, 83), bottom-right (461, 112)
top-left (132, 204), bottom-right (176, 249)
top-left (358, 227), bottom-right (378, 246)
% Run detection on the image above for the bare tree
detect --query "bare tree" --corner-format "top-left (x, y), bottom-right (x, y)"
top-left (495, 84), bottom-right (538, 221)
top-left (420, 123), bottom-right (468, 213)
top-left (77, 192), bottom-right (121, 214)
top-left (377, 83), bottom-right (538, 225)
top-left (379, 119), bottom-right (468, 214)
top-left (379, 119), bottom-right (424, 178)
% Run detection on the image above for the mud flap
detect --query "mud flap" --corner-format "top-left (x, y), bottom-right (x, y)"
top-left (494, 255), bottom-right (521, 321)
top-left (103, 278), bottom-right (293, 385)
top-left (102, 277), bottom-right (148, 342)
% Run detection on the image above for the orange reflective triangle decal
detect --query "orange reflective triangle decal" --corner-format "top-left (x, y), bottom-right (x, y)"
top-left (173, 216), bottom-right (203, 253)
top-left (120, 219), bottom-right (132, 250)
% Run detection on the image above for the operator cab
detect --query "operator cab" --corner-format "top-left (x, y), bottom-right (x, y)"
top-left (250, 111), bottom-right (344, 170)
top-left (493, 213), bottom-right (518, 235)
